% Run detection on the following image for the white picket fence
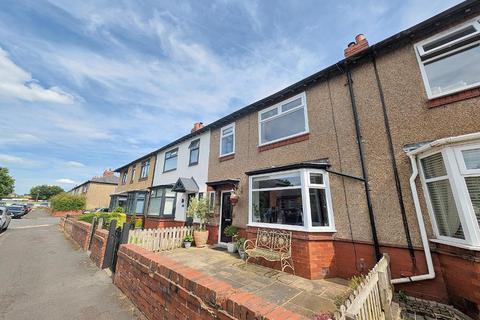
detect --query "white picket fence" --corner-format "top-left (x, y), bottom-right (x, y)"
top-left (334, 254), bottom-right (393, 320)
top-left (128, 226), bottom-right (193, 252)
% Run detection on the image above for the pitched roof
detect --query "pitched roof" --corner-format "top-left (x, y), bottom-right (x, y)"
top-left (114, 1), bottom-right (479, 173)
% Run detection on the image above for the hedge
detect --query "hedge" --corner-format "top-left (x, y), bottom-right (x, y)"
top-left (77, 212), bottom-right (126, 229)
top-left (50, 193), bottom-right (86, 211)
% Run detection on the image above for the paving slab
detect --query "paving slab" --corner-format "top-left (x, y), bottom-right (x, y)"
top-left (160, 246), bottom-right (349, 318)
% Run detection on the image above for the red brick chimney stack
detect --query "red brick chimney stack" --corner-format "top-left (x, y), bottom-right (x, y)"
top-left (344, 34), bottom-right (369, 58)
top-left (103, 169), bottom-right (114, 177)
top-left (191, 122), bottom-right (204, 133)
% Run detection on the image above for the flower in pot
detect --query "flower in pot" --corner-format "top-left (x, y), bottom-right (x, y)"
top-left (236, 237), bottom-right (246, 259)
top-left (186, 197), bottom-right (212, 247)
top-left (183, 234), bottom-right (193, 249)
top-left (229, 192), bottom-right (239, 206)
top-left (223, 225), bottom-right (238, 253)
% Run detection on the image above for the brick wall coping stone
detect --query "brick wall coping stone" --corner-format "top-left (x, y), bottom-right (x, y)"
top-left (116, 244), bottom-right (307, 320)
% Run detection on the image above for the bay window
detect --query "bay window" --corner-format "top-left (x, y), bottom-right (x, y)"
top-left (415, 17), bottom-right (480, 99)
top-left (258, 92), bottom-right (309, 146)
top-left (148, 187), bottom-right (177, 218)
top-left (419, 143), bottom-right (480, 247)
top-left (126, 192), bottom-right (147, 215)
top-left (249, 169), bottom-right (334, 231)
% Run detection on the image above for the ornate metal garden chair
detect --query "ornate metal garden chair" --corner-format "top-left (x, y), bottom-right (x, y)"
top-left (244, 228), bottom-right (294, 274)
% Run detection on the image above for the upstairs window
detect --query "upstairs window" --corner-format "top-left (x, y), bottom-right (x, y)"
top-left (415, 17), bottom-right (480, 99)
top-left (419, 143), bottom-right (480, 247)
top-left (140, 160), bottom-right (150, 179)
top-left (163, 149), bottom-right (178, 172)
top-left (258, 92), bottom-right (309, 146)
top-left (220, 123), bottom-right (235, 156)
top-left (189, 139), bottom-right (200, 166)
top-left (121, 171), bottom-right (127, 184)
top-left (130, 167), bottom-right (136, 183)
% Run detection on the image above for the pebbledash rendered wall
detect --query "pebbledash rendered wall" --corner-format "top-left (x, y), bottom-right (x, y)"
top-left (207, 7), bottom-right (480, 318)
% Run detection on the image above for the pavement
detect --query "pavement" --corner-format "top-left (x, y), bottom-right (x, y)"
top-left (160, 246), bottom-right (349, 318)
top-left (0, 208), bottom-right (145, 320)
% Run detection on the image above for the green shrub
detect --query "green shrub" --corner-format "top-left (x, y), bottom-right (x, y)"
top-left (112, 207), bottom-right (124, 213)
top-left (77, 212), bottom-right (126, 229)
top-left (183, 234), bottom-right (194, 242)
top-left (50, 193), bottom-right (86, 211)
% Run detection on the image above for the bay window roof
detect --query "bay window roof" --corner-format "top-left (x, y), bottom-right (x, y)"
top-left (245, 159), bottom-right (330, 176)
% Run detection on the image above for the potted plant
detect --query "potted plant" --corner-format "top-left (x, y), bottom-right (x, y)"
top-left (224, 225), bottom-right (238, 253)
top-left (229, 192), bottom-right (239, 206)
top-left (183, 234), bottom-right (193, 248)
top-left (186, 197), bottom-right (212, 247)
top-left (236, 237), bottom-right (246, 259)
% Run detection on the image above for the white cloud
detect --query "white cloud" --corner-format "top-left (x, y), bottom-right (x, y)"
top-left (0, 154), bottom-right (38, 166)
top-left (56, 178), bottom-right (77, 184)
top-left (0, 47), bottom-right (75, 104)
top-left (66, 161), bottom-right (85, 168)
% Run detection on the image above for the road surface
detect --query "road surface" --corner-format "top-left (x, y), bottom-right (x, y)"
top-left (0, 208), bottom-right (145, 320)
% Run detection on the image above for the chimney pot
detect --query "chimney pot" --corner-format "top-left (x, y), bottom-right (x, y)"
top-left (191, 122), bottom-right (204, 133)
top-left (355, 34), bottom-right (366, 43)
top-left (344, 34), bottom-right (369, 58)
top-left (103, 169), bottom-right (114, 177)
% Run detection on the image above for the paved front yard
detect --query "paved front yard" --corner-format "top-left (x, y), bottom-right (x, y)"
top-left (160, 247), bottom-right (349, 318)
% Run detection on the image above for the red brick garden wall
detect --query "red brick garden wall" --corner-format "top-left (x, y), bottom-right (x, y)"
top-left (89, 228), bottom-right (109, 268)
top-left (52, 210), bottom-right (83, 217)
top-left (144, 218), bottom-right (184, 229)
top-left (70, 220), bottom-right (91, 250)
top-left (114, 244), bottom-right (305, 320)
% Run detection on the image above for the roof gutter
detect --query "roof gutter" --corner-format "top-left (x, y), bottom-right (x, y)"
top-left (407, 132), bottom-right (480, 156)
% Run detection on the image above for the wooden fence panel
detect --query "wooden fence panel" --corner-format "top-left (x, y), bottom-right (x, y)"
top-left (127, 226), bottom-right (193, 252)
top-left (334, 254), bottom-right (392, 320)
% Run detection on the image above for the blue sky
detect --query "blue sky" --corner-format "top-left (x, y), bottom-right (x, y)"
top-left (0, 0), bottom-right (462, 194)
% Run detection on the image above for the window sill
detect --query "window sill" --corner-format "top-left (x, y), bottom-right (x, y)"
top-left (146, 215), bottom-right (175, 220)
top-left (247, 222), bottom-right (336, 233)
top-left (219, 154), bottom-right (235, 162)
top-left (427, 87), bottom-right (480, 108)
top-left (188, 162), bottom-right (199, 167)
top-left (163, 169), bottom-right (177, 173)
top-left (138, 177), bottom-right (148, 182)
top-left (258, 133), bottom-right (309, 152)
top-left (429, 238), bottom-right (480, 252)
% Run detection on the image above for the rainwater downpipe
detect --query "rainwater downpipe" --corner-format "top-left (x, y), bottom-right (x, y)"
top-left (372, 56), bottom-right (416, 266)
top-left (346, 66), bottom-right (382, 261)
top-left (391, 154), bottom-right (435, 284)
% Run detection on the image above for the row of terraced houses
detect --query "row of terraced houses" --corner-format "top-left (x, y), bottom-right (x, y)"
top-left (93, 2), bottom-right (480, 318)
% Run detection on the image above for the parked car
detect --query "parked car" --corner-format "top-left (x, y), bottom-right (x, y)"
top-left (83, 207), bottom-right (109, 214)
top-left (26, 203), bottom-right (34, 213)
top-left (7, 205), bottom-right (25, 219)
top-left (0, 206), bottom-right (11, 231)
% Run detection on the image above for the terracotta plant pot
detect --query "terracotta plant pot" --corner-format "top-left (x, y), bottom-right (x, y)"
top-left (194, 230), bottom-right (209, 247)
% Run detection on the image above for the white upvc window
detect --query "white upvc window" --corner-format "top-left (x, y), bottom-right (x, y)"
top-left (419, 143), bottom-right (480, 248)
top-left (414, 16), bottom-right (480, 99)
top-left (219, 123), bottom-right (235, 157)
top-left (248, 169), bottom-right (335, 232)
top-left (258, 92), bottom-right (309, 146)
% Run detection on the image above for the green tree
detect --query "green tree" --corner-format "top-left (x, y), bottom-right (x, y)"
top-left (0, 167), bottom-right (15, 198)
top-left (30, 185), bottom-right (64, 200)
